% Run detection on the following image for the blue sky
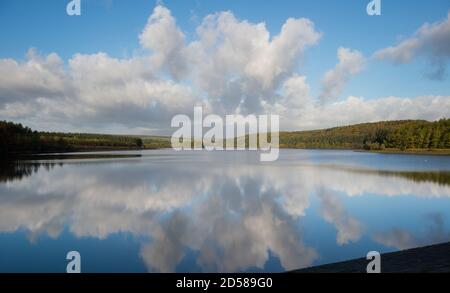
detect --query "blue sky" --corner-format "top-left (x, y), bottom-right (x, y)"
top-left (0, 0), bottom-right (449, 133)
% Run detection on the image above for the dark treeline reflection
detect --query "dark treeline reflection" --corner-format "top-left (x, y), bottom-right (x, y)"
top-left (0, 160), bottom-right (61, 183)
top-left (316, 165), bottom-right (450, 187)
top-left (0, 153), bottom-right (144, 183)
top-left (379, 170), bottom-right (450, 186)
top-left (356, 169), bottom-right (450, 186)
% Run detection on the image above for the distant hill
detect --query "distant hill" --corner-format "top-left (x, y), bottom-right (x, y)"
top-left (280, 119), bottom-right (450, 151)
top-left (2, 119), bottom-right (449, 156)
top-left (0, 121), bottom-right (170, 155)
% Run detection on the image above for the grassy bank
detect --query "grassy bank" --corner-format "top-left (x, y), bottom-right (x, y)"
top-left (360, 148), bottom-right (450, 156)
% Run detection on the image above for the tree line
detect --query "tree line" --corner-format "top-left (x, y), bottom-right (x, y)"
top-left (0, 121), bottom-right (172, 156)
top-left (2, 119), bottom-right (449, 156)
top-left (280, 119), bottom-right (450, 151)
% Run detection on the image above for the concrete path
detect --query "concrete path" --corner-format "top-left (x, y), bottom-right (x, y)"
top-left (293, 242), bottom-right (450, 273)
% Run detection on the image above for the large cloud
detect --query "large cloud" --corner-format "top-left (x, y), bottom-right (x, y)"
top-left (185, 11), bottom-right (321, 113)
top-left (374, 11), bottom-right (450, 80)
top-left (0, 4), bottom-right (322, 133)
top-left (0, 48), bottom-right (198, 133)
top-left (0, 49), bottom-right (69, 103)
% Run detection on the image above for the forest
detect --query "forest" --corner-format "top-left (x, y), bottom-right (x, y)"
top-left (0, 121), bottom-right (170, 156)
top-left (280, 119), bottom-right (450, 151)
top-left (2, 119), bottom-right (450, 156)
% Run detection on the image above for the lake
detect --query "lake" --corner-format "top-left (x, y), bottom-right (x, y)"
top-left (1, 149), bottom-right (450, 272)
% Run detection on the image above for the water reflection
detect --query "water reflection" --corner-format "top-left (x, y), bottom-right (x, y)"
top-left (0, 161), bottom-right (60, 183)
top-left (0, 150), bottom-right (450, 272)
top-left (324, 165), bottom-right (450, 187)
top-left (317, 188), bottom-right (364, 245)
top-left (373, 212), bottom-right (450, 249)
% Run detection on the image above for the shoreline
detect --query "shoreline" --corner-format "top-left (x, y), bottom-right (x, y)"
top-left (281, 147), bottom-right (450, 156)
top-left (3, 147), bottom-right (450, 159)
top-left (0, 146), bottom-right (166, 159)
top-left (358, 149), bottom-right (450, 156)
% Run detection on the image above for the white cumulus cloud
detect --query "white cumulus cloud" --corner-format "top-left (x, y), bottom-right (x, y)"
top-left (319, 47), bottom-right (365, 103)
top-left (374, 11), bottom-right (450, 80)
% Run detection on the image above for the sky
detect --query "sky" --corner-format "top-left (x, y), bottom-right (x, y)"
top-left (0, 0), bottom-right (449, 135)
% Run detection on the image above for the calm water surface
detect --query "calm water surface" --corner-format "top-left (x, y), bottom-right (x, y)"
top-left (1, 149), bottom-right (450, 272)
